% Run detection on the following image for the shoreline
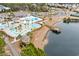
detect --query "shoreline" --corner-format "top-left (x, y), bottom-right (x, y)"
top-left (31, 16), bottom-right (65, 49)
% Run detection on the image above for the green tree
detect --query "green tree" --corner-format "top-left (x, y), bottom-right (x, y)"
top-left (21, 43), bottom-right (46, 56)
top-left (0, 38), bottom-right (5, 56)
top-left (0, 38), bottom-right (5, 47)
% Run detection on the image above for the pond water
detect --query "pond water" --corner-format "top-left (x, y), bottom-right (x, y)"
top-left (44, 22), bottom-right (79, 56)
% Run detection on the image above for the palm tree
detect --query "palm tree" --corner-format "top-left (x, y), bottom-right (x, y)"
top-left (9, 12), bottom-right (15, 19)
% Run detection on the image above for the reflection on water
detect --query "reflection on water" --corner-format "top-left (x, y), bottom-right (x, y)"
top-left (44, 22), bottom-right (79, 56)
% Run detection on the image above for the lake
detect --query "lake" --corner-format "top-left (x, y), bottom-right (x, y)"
top-left (44, 21), bottom-right (79, 56)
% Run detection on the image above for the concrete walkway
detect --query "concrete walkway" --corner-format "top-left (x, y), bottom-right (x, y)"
top-left (3, 36), bottom-right (20, 56)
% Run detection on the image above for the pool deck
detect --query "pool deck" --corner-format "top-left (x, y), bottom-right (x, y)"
top-left (0, 15), bottom-right (42, 38)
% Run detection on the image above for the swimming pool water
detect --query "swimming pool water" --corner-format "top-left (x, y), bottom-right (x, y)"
top-left (0, 23), bottom-right (8, 29)
top-left (10, 28), bottom-right (17, 34)
top-left (32, 24), bottom-right (41, 29)
top-left (32, 17), bottom-right (38, 21)
top-left (31, 16), bottom-right (42, 22)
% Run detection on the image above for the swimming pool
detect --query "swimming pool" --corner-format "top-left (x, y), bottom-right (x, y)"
top-left (32, 23), bottom-right (41, 30)
top-left (0, 23), bottom-right (40, 37)
top-left (31, 16), bottom-right (42, 22)
top-left (0, 23), bottom-right (8, 29)
top-left (20, 16), bottom-right (42, 23)
top-left (10, 28), bottom-right (18, 34)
